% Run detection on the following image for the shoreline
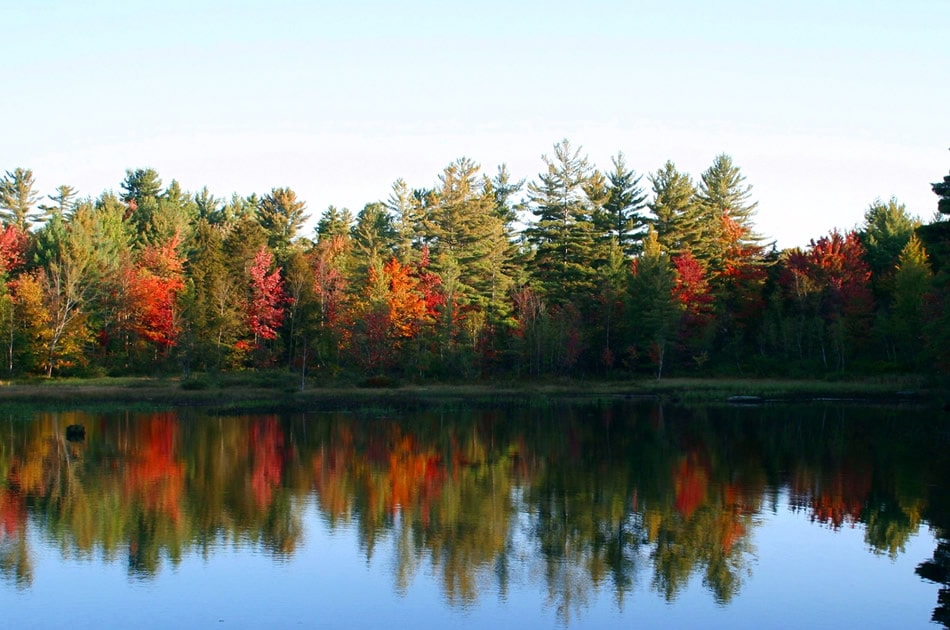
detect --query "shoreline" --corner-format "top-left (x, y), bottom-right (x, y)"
top-left (0, 375), bottom-right (942, 412)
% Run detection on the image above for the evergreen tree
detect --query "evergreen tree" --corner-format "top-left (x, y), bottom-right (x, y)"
top-left (120, 168), bottom-right (163, 205)
top-left (648, 161), bottom-right (703, 260)
top-left (934, 161), bottom-right (950, 216)
top-left (918, 158), bottom-right (950, 371)
top-left (890, 234), bottom-right (931, 368)
top-left (214, 193), bottom-right (259, 228)
top-left (597, 152), bottom-right (647, 258)
top-left (525, 139), bottom-right (598, 304)
top-left (388, 178), bottom-right (423, 265)
top-left (627, 227), bottom-right (679, 379)
top-left (859, 197), bottom-right (920, 289)
top-left (154, 180), bottom-right (197, 244)
top-left (0, 168), bottom-right (41, 230)
top-left (316, 205), bottom-right (353, 242)
top-left (38, 185), bottom-right (78, 222)
top-left (259, 187), bottom-right (309, 255)
top-left (194, 187), bottom-right (222, 223)
top-left (696, 154), bottom-right (765, 276)
top-left (181, 219), bottom-right (235, 369)
top-left (351, 202), bottom-right (396, 269)
top-left (424, 158), bottom-right (512, 366)
top-left (487, 163), bottom-right (524, 226)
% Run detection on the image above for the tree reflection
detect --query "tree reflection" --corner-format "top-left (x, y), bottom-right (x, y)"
top-left (0, 402), bottom-right (945, 626)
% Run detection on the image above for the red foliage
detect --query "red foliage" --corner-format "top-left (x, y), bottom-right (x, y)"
top-left (784, 230), bottom-right (875, 332)
top-left (382, 257), bottom-right (428, 339)
top-left (672, 251), bottom-right (715, 348)
top-left (0, 224), bottom-right (27, 275)
top-left (415, 246), bottom-right (445, 317)
top-left (126, 236), bottom-right (185, 350)
top-left (248, 247), bottom-right (287, 341)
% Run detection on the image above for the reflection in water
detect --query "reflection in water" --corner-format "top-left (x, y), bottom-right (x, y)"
top-left (0, 402), bottom-right (947, 625)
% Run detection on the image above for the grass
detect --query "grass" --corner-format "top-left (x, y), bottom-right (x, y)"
top-left (0, 373), bottom-right (942, 413)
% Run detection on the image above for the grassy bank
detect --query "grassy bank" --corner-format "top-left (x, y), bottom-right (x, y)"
top-left (0, 373), bottom-right (942, 413)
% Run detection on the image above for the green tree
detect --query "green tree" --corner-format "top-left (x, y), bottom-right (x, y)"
top-left (259, 187), bottom-right (309, 256)
top-left (120, 168), bottom-right (163, 204)
top-left (859, 197), bottom-right (920, 285)
top-left (696, 153), bottom-right (764, 277)
top-left (316, 205), bottom-right (353, 242)
top-left (388, 179), bottom-right (424, 266)
top-left (38, 185), bottom-right (78, 222)
top-left (890, 235), bottom-right (931, 368)
top-left (628, 227), bottom-right (680, 379)
top-left (0, 168), bottom-right (41, 230)
top-left (180, 219), bottom-right (233, 370)
top-left (194, 187), bottom-right (222, 223)
top-left (29, 211), bottom-right (100, 376)
top-left (487, 163), bottom-right (524, 226)
top-left (648, 161), bottom-right (703, 261)
top-left (350, 202), bottom-right (396, 286)
top-left (597, 152), bottom-right (647, 258)
top-left (425, 158), bottom-right (510, 361)
top-left (525, 139), bottom-right (598, 305)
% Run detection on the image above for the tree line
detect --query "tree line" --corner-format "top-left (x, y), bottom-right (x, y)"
top-left (1, 139), bottom-right (948, 379)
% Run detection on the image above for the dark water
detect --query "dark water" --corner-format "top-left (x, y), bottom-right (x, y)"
top-left (0, 401), bottom-right (947, 629)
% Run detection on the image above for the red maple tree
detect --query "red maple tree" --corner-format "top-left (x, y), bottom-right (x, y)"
top-left (248, 246), bottom-right (287, 341)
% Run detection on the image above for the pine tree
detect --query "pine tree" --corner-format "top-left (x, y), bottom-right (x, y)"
top-left (487, 163), bottom-right (524, 226)
top-left (859, 197), bottom-right (920, 292)
top-left (696, 154), bottom-right (765, 277)
top-left (648, 161), bottom-right (703, 260)
top-left (628, 227), bottom-right (679, 379)
top-left (181, 219), bottom-right (237, 369)
top-left (890, 234), bottom-right (930, 368)
top-left (388, 178), bottom-right (423, 265)
top-left (597, 152), bottom-right (647, 258)
top-left (0, 168), bottom-right (41, 230)
top-left (525, 139), bottom-right (598, 305)
top-left (259, 187), bottom-right (309, 255)
top-left (194, 187), bottom-right (222, 223)
top-left (316, 205), bottom-right (353, 242)
top-left (38, 185), bottom-right (78, 222)
top-left (424, 158), bottom-right (510, 365)
top-left (120, 168), bottom-right (163, 204)
top-left (351, 202), bottom-right (396, 277)
top-left (934, 161), bottom-right (950, 216)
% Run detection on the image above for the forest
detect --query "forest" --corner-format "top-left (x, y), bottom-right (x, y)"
top-left (1, 139), bottom-right (949, 380)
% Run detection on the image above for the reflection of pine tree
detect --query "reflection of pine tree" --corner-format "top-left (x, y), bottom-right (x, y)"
top-left (917, 533), bottom-right (950, 628)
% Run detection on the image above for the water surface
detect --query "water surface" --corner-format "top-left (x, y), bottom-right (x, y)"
top-left (0, 402), bottom-right (947, 628)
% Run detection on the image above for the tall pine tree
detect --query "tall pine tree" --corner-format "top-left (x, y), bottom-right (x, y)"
top-left (525, 139), bottom-right (598, 305)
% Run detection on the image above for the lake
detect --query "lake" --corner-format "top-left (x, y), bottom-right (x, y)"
top-left (0, 400), bottom-right (947, 628)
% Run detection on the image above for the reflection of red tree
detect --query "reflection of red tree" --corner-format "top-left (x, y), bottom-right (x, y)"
top-left (0, 481), bottom-right (26, 539)
top-left (124, 413), bottom-right (184, 523)
top-left (311, 423), bottom-right (445, 525)
top-left (250, 417), bottom-right (285, 507)
top-left (810, 466), bottom-right (871, 528)
top-left (719, 484), bottom-right (753, 554)
top-left (388, 434), bottom-right (443, 524)
top-left (789, 462), bottom-right (872, 529)
top-left (312, 424), bottom-right (355, 517)
top-left (673, 452), bottom-right (709, 519)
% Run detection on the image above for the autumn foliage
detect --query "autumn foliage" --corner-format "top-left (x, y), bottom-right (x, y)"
top-left (247, 246), bottom-right (287, 342)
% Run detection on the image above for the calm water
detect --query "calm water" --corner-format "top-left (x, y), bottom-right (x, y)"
top-left (0, 401), bottom-right (947, 629)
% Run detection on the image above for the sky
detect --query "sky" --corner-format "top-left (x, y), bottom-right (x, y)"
top-left (2, 0), bottom-right (948, 248)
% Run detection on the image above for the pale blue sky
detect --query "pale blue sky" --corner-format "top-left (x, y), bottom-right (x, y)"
top-left (3, 0), bottom-right (948, 247)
